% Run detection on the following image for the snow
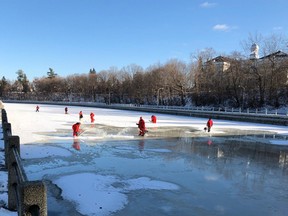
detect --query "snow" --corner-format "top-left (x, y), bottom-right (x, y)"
top-left (0, 102), bottom-right (288, 215)
top-left (55, 174), bottom-right (179, 216)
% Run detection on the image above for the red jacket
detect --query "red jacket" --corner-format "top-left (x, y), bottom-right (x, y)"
top-left (207, 119), bottom-right (213, 127)
top-left (138, 118), bottom-right (146, 130)
top-left (72, 123), bottom-right (81, 136)
top-left (90, 113), bottom-right (95, 118)
top-left (151, 115), bottom-right (157, 123)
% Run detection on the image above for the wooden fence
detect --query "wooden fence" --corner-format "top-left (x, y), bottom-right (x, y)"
top-left (1, 109), bottom-right (47, 216)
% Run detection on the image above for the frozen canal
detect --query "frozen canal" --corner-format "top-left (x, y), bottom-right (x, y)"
top-left (4, 103), bottom-right (288, 216)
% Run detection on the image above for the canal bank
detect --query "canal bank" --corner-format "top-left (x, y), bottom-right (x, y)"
top-left (3, 100), bottom-right (288, 126)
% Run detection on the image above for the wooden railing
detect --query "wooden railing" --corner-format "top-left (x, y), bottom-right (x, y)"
top-left (1, 109), bottom-right (47, 216)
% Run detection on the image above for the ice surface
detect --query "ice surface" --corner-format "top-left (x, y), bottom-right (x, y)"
top-left (1, 103), bottom-right (288, 216)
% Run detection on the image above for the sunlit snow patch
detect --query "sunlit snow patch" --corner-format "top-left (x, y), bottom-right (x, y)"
top-left (54, 172), bottom-right (179, 216)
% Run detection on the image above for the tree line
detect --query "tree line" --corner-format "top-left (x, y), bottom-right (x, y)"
top-left (0, 34), bottom-right (288, 109)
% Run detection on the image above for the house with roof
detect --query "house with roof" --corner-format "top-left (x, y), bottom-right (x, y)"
top-left (205, 44), bottom-right (288, 74)
top-left (203, 55), bottom-right (233, 73)
top-left (259, 50), bottom-right (288, 62)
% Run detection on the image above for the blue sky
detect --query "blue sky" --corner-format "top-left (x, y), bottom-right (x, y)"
top-left (0, 0), bottom-right (287, 81)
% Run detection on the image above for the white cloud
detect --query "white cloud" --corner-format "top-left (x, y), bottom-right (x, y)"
top-left (213, 24), bottom-right (230, 31)
top-left (200, 2), bottom-right (217, 8)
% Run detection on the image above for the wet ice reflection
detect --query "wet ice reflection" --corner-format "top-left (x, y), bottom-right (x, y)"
top-left (21, 127), bottom-right (288, 216)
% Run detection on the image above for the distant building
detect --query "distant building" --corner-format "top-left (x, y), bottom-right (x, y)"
top-left (259, 50), bottom-right (288, 83)
top-left (249, 43), bottom-right (259, 60)
top-left (204, 56), bottom-right (232, 72)
top-left (259, 50), bottom-right (288, 62)
top-left (205, 45), bottom-right (288, 74)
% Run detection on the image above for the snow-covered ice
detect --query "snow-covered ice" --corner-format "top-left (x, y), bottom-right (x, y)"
top-left (1, 103), bottom-right (288, 216)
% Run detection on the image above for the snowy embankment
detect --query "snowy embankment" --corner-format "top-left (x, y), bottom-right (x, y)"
top-left (0, 103), bottom-right (288, 215)
top-left (5, 100), bottom-right (288, 126)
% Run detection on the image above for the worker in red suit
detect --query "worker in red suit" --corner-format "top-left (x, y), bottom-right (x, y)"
top-left (151, 115), bottom-right (157, 123)
top-left (137, 117), bottom-right (147, 136)
top-left (90, 112), bottom-right (95, 123)
top-left (72, 122), bottom-right (82, 137)
top-left (79, 111), bottom-right (83, 121)
top-left (206, 117), bottom-right (213, 132)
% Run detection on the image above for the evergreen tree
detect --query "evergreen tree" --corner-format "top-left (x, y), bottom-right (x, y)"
top-left (0, 76), bottom-right (8, 96)
top-left (47, 68), bottom-right (58, 79)
top-left (16, 70), bottom-right (30, 93)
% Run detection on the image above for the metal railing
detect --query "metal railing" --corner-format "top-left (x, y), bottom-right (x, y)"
top-left (119, 104), bottom-right (288, 116)
top-left (4, 100), bottom-right (288, 116)
top-left (1, 109), bottom-right (47, 216)
top-left (3, 100), bottom-right (288, 126)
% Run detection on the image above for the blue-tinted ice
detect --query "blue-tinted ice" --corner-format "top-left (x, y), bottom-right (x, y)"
top-left (22, 124), bottom-right (288, 216)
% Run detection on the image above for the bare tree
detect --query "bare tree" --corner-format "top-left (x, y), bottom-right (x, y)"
top-left (240, 32), bottom-right (264, 56)
top-left (225, 56), bottom-right (246, 107)
top-left (162, 59), bottom-right (191, 106)
top-left (262, 33), bottom-right (288, 55)
top-left (144, 64), bottom-right (167, 105)
top-left (131, 71), bottom-right (146, 105)
top-left (241, 32), bottom-right (288, 107)
top-left (88, 70), bottom-right (98, 101)
top-left (117, 69), bottom-right (133, 103)
top-left (190, 48), bottom-right (218, 106)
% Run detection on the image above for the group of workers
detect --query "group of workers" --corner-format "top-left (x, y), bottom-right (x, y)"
top-left (136, 115), bottom-right (158, 136)
top-left (36, 105), bottom-right (213, 139)
top-left (72, 114), bottom-right (158, 138)
top-left (137, 115), bottom-right (213, 136)
top-left (73, 112), bottom-right (213, 138)
top-left (34, 105), bottom-right (213, 152)
top-left (72, 110), bottom-right (96, 137)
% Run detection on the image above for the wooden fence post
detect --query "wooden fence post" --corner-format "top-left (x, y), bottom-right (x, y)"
top-left (20, 181), bottom-right (47, 216)
top-left (7, 135), bottom-right (20, 210)
top-left (3, 122), bottom-right (12, 168)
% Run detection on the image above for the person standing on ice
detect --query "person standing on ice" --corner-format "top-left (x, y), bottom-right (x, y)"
top-left (137, 117), bottom-right (146, 136)
top-left (206, 117), bottom-right (213, 132)
top-left (72, 122), bottom-right (82, 137)
top-left (36, 105), bottom-right (39, 112)
top-left (79, 111), bottom-right (83, 121)
top-left (65, 107), bottom-right (68, 114)
top-left (151, 115), bottom-right (157, 123)
top-left (90, 112), bottom-right (95, 123)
